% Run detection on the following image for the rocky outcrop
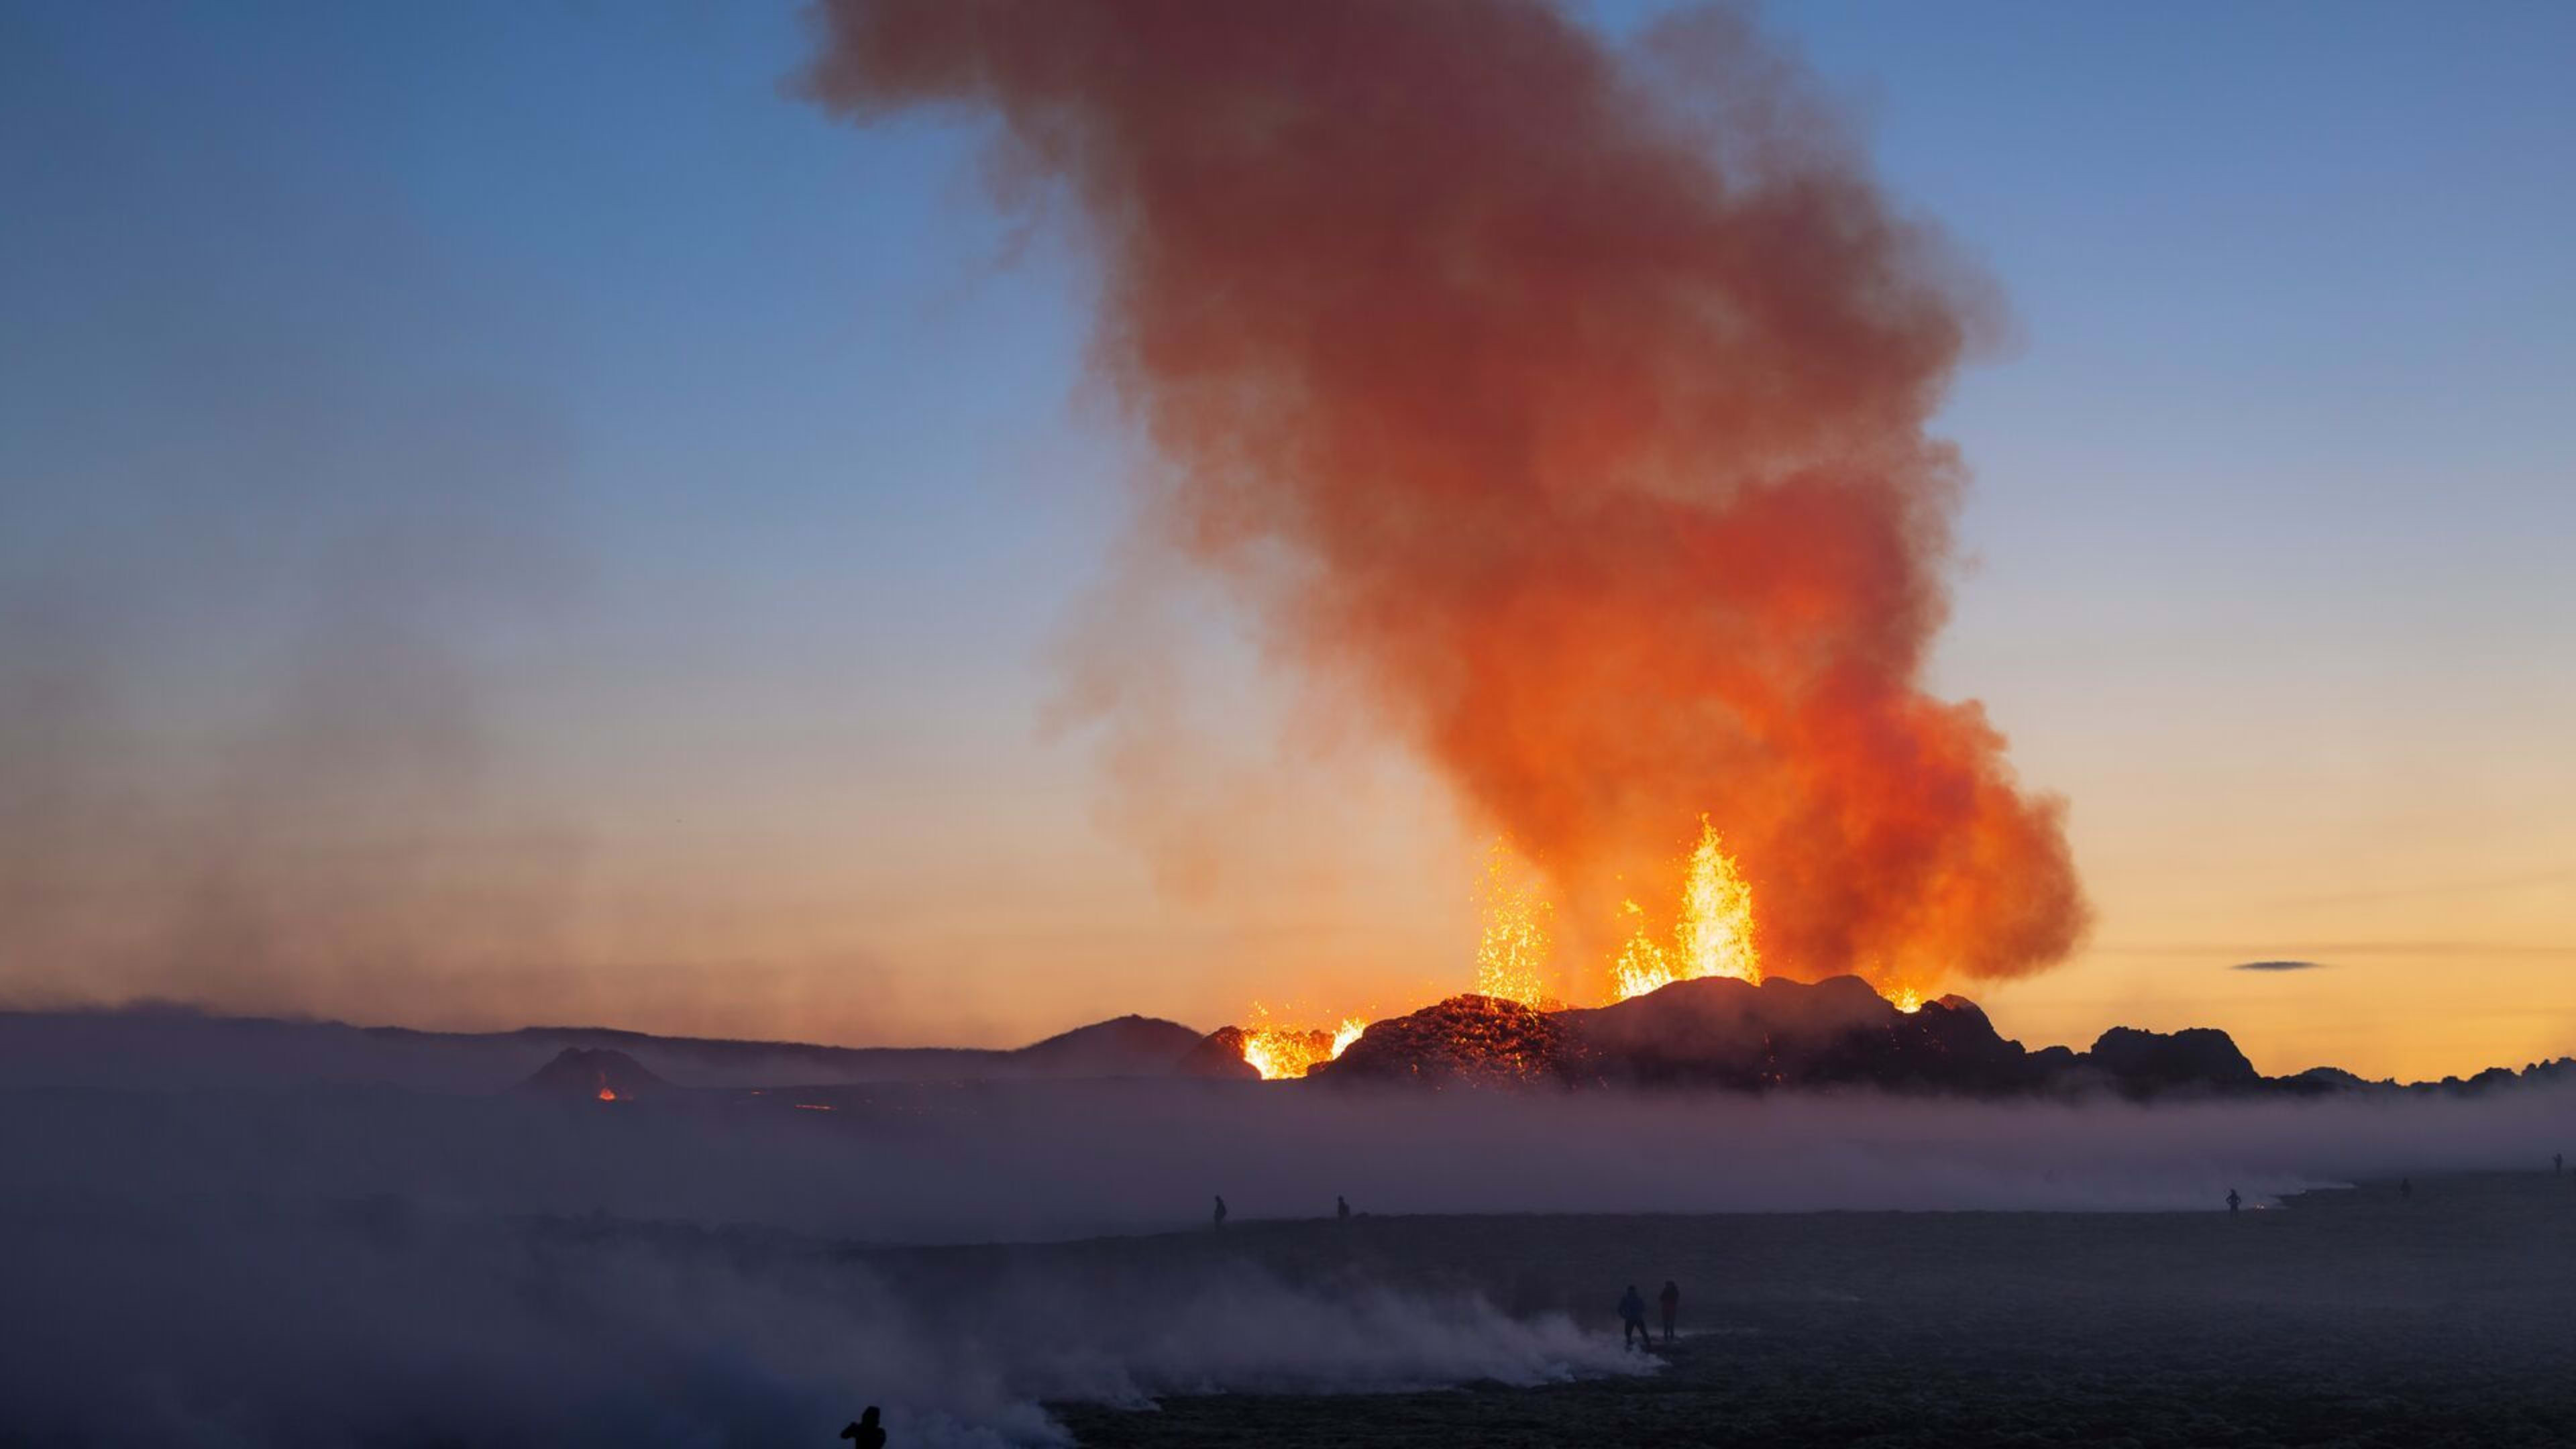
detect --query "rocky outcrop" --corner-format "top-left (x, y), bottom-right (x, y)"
top-left (1310, 994), bottom-right (1577, 1089)
top-left (1296, 975), bottom-right (2283, 1098)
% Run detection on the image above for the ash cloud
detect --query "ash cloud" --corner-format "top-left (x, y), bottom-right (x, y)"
top-left (801, 0), bottom-right (2087, 996)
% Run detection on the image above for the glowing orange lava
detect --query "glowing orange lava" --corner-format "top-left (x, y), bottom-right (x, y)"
top-left (1610, 818), bottom-right (1762, 1001)
top-left (1239, 1004), bottom-right (1372, 1080)
top-left (1473, 840), bottom-right (1554, 1006)
top-left (1231, 820), bottom-right (1931, 1060)
top-left (1465, 820), bottom-right (1930, 1012)
top-left (595, 1073), bottom-right (617, 1103)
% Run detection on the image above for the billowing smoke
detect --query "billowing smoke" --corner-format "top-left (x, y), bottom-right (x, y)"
top-left (800, 0), bottom-right (2087, 997)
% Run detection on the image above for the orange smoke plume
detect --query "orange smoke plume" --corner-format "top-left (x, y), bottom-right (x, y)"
top-left (803, 0), bottom-right (2087, 994)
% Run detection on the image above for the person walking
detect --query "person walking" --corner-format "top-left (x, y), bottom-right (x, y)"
top-left (1617, 1285), bottom-right (1650, 1349)
top-left (1213, 1195), bottom-right (1228, 1232)
top-left (1658, 1280), bottom-right (1680, 1344)
top-left (2226, 1187), bottom-right (2241, 1214)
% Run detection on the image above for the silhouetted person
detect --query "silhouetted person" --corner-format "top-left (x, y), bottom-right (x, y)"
top-left (1213, 1195), bottom-right (1228, 1232)
top-left (1658, 1280), bottom-right (1680, 1344)
top-left (2555, 1152), bottom-right (2563, 1176)
top-left (1617, 1285), bottom-right (1650, 1349)
top-left (2398, 1176), bottom-right (2413, 1201)
top-left (2226, 1187), bottom-right (2241, 1214)
top-left (841, 1406), bottom-right (885, 1448)
top-left (1336, 1194), bottom-right (1350, 1222)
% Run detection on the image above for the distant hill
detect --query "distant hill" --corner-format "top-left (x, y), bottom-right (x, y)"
top-left (0, 1007), bottom-right (1207, 1093)
top-left (518, 1047), bottom-right (669, 1102)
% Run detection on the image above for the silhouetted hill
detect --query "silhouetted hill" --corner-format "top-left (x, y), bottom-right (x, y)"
top-left (2085, 1026), bottom-right (2259, 1095)
top-left (1175, 1027), bottom-right (1263, 1081)
top-left (1305, 975), bottom-right (2449, 1098)
top-left (0, 1008), bottom-right (1208, 1092)
top-left (1315, 977), bottom-right (2046, 1093)
top-left (518, 1047), bottom-right (669, 1102)
top-left (1014, 1014), bottom-right (1206, 1075)
top-left (6, 996), bottom-right (2567, 1100)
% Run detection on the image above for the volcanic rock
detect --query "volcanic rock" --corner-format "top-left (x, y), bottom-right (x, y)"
top-left (1557, 975), bottom-right (2048, 1092)
top-left (1309, 994), bottom-right (1575, 1089)
top-left (519, 1047), bottom-right (668, 1101)
top-left (2082, 1026), bottom-right (2260, 1096)
top-left (1316, 975), bottom-right (2046, 1093)
top-left (1288, 975), bottom-right (2310, 1097)
top-left (1174, 1027), bottom-right (1263, 1081)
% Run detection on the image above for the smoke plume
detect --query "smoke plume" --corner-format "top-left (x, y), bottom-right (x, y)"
top-left (802, 0), bottom-right (2086, 996)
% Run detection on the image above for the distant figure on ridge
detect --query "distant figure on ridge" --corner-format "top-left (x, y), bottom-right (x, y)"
top-left (1337, 1194), bottom-right (1351, 1222)
top-left (841, 1406), bottom-right (885, 1448)
top-left (2226, 1187), bottom-right (2241, 1214)
top-left (2398, 1177), bottom-right (2414, 1201)
top-left (1617, 1285), bottom-right (1650, 1349)
top-left (2555, 1152), bottom-right (2563, 1175)
top-left (1658, 1280), bottom-right (1680, 1344)
top-left (1213, 1195), bottom-right (1228, 1232)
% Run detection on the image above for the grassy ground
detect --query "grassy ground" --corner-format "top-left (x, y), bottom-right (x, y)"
top-left (1049, 1172), bottom-right (2576, 1447)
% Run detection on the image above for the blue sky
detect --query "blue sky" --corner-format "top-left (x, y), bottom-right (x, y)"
top-left (4, 1), bottom-right (2571, 1075)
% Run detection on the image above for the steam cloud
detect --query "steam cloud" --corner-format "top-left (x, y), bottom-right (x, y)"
top-left (801, 0), bottom-right (2088, 996)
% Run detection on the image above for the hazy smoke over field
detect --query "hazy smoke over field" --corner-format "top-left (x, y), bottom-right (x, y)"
top-left (802, 0), bottom-right (2086, 994)
top-left (9, 1055), bottom-right (2576, 1442)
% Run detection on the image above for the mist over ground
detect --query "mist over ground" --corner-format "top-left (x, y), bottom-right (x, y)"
top-left (7, 1032), bottom-right (2573, 1444)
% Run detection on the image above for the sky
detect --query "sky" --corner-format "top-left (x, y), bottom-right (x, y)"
top-left (3, 1), bottom-right (2571, 1081)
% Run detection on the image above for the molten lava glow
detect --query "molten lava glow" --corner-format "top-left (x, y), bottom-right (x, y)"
top-left (1330, 1018), bottom-right (1366, 1059)
top-left (1474, 842), bottom-right (1554, 1006)
top-left (1239, 1006), bottom-right (1371, 1081)
top-left (1610, 820), bottom-right (1762, 1002)
top-left (1888, 985), bottom-right (1926, 1014)
top-left (594, 1073), bottom-right (617, 1103)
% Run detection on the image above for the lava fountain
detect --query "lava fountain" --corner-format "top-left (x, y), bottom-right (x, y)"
top-left (1239, 1006), bottom-right (1373, 1081)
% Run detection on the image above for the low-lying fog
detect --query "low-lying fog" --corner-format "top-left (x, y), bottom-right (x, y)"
top-left (8, 1034), bottom-right (2571, 1446)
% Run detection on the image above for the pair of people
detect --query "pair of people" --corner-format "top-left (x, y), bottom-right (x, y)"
top-left (1617, 1281), bottom-right (1680, 1348)
top-left (1211, 1193), bottom-right (1353, 1229)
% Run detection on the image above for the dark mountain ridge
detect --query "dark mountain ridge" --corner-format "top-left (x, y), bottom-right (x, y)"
top-left (7, 985), bottom-right (2567, 1099)
top-left (1297, 975), bottom-right (2575, 1099)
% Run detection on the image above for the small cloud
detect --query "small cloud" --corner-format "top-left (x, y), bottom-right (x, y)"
top-left (2230, 959), bottom-right (2330, 973)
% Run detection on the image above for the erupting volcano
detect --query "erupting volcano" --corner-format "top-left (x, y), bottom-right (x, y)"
top-left (806, 0), bottom-right (2090, 1031)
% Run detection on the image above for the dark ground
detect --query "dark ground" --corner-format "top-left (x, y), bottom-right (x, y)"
top-left (1046, 1173), bottom-right (2576, 1448)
